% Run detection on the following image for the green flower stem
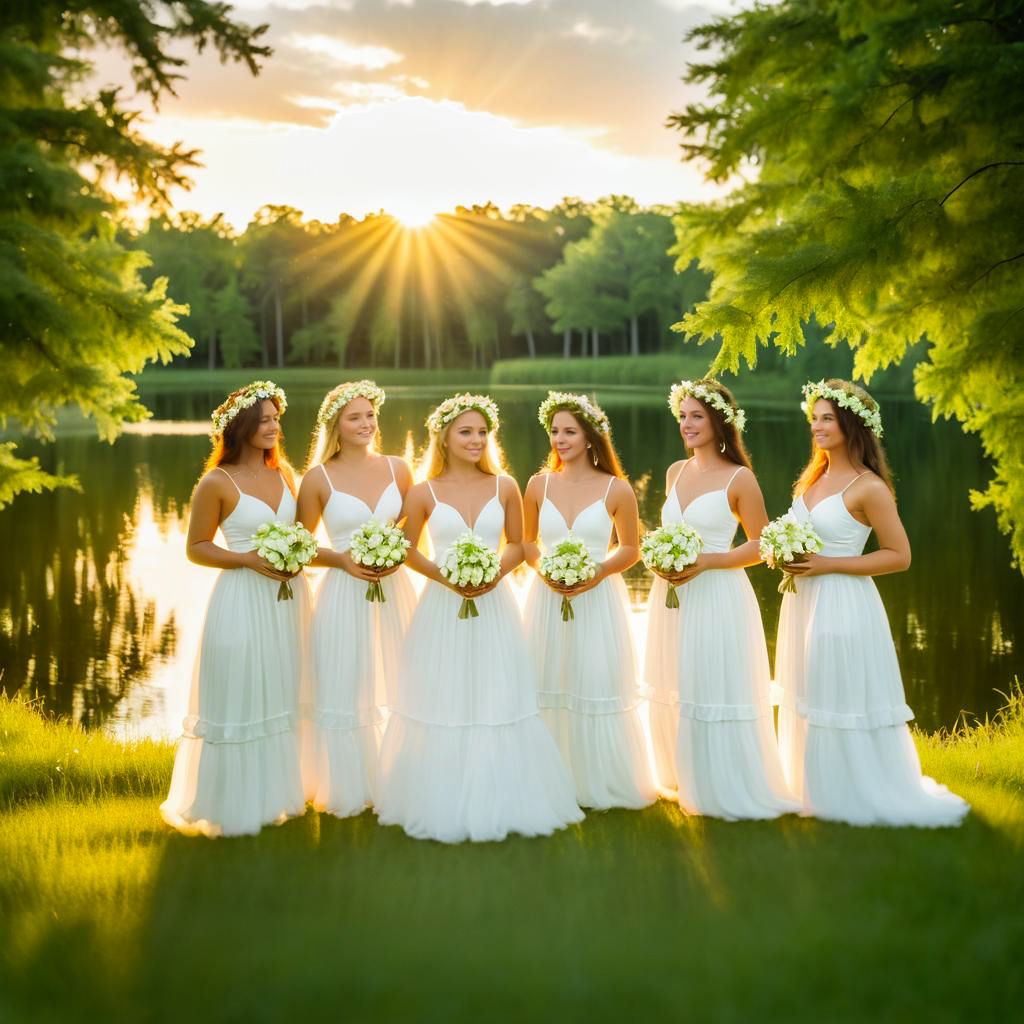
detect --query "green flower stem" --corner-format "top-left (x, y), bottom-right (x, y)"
top-left (560, 595), bottom-right (575, 622)
top-left (458, 597), bottom-right (479, 620)
top-left (665, 585), bottom-right (679, 609)
top-left (276, 580), bottom-right (293, 602)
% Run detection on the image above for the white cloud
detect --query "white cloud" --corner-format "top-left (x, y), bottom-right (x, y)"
top-left (285, 32), bottom-right (404, 70)
top-left (139, 96), bottom-right (714, 227)
top-left (568, 20), bottom-right (638, 45)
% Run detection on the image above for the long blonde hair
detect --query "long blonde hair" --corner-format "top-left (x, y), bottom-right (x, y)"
top-left (305, 384), bottom-right (382, 470)
top-left (794, 379), bottom-right (894, 496)
top-left (421, 416), bottom-right (508, 480)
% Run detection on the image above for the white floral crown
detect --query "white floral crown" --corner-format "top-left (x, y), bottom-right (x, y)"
top-left (426, 393), bottom-right (500, 434)
top-left (537, 391), bottom-right (610, 435)
top-left (317, 380), bottom-right (386, 428)
top-left (801, 380), bottom-right (883, 438)
top-left (668, 379), bottom-right (746, 432)
top-left (211, 380), bottom-right (287, 437)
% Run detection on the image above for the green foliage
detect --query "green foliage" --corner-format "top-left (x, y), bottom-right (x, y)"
top-left (1, 2), bottom-right (269, 505)
top-left (669, 0), bottom-right (1024, 566)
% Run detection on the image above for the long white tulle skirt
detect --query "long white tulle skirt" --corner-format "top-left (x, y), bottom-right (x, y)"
top-left (644, 568), bottom-right (797, 821)
top-left (376, 578), bottom-right (583, 843)
top-left (161, 568), bottom-right (310, 837)
top-left (774, 573), bottom-right (968, 827)
top-left (523, 574), bottom-right (655, 809)
top-left (302, 566), bottom-right (416, 818)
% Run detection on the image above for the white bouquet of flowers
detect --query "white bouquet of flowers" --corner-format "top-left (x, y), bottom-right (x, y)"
top-left (759, 513), bottom-right (824, 594)
top-left (439, 530), bottom-right (502, 620)
top-left (349, 518), bottom-right (411, 602)
top-left (251, 521), bottom-right (318, 601)
top-left (538, 533), bottom-right (598, 622)
top-left (641, 522), bottom-right (704, 609)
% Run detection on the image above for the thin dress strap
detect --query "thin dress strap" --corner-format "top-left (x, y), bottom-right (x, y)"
top-left (543, 473), bottom-right (550, 500)
top-left (603, 476), bottom-right (615, 501)
top-left (319, 463), bottom-right (335, 491)
top-left (385, 456), bottom-right (397, 484)
top-left (725, 465), bottom-right (744, 495)
top-left (496, 474), bottom-right (502, 497)
top-left (841, 471), bottom-right (869, 495)
top-left (217, 466), bottom-right (242, 494)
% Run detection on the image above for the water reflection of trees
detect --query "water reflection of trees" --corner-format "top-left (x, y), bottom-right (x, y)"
top-left (0, 435), bottom-right (187, 728)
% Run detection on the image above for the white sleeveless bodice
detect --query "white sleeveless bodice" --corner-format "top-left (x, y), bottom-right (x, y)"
top-left (791, 486), bottom-right (872, 557)
top-left (319, 458), bottom-right (402, 552)
top-left (660, 465), bottom-right (743, 553)
top-left (537, 474), bottom-right (614, 562)
top-left (426, 476), bottom-right (504, 561)
top-left (218, 470), bottom-right (296, 551)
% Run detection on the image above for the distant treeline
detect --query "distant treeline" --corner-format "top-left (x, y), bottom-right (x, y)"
top-left (125, 196), bottom-right (713, 372)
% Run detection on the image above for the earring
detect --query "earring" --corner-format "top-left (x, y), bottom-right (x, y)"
top-left (720, 441), bottom-right (726, 454)
top-left (592, 449), bottom-right (599, 466)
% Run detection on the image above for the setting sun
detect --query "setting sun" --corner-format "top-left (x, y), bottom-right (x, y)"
top-left (390, 203), bottom-right (437, 229)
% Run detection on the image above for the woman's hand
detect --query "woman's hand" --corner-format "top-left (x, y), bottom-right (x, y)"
top-left (335, 550), bottom-right (400, 582)
top-left (241, 550), bottom-right (299, 581)
top-left (651, 553), bottom-right (714, 586)
top-left (456, 578), bottom-right (500, 599)
top-left (781, 552), bottom-right (830, 577)
top-left (545, 567), bottom-right (605, 598)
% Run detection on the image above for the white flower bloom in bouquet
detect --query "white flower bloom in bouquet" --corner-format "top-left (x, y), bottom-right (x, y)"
top-left (251, 521), bottom-right (318, 601)
top-left (640, 522), bottom-right (703, 608)
top-left (759, 513), bottom-right (824, 594)
top-left (349, 518), bottom-right (411, 602)
top-left (439, 530), bottom-right (501, 619)
top-left (538, 533), bottom-right (598, 622)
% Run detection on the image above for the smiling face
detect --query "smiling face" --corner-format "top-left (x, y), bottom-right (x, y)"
top-left (247, 398), bottom-right (281, 451)
top-left (444, 410), bottom-right (490, 465)
top-left (810, 398), bottom-right (845, 451)
top-left (678, 396), bottom-right (716, 451)
top-left (549, 410), bottom-right (588, 465)
top-left (338, 396), bottom-right (378, 449)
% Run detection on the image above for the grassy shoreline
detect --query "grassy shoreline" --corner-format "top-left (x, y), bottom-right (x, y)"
top-left (1, 693), bottom-right (1022, 1022)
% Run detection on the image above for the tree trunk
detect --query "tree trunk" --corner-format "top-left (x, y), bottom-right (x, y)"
top-left (592, 328), bottom-right (600, 358)
top-left (630, 314), bottom-right (639, 357)
top-left (526, 327), bottom-right (536, 359)
top-left (260, 292), bottom-right (269, 367)
top-left (562, 328), bottom-right (571, 359)
top-left (580, 330), bottom-right (588, 358)
top-left (208, 329), bottom-right (217, 370)
top-left (301, 291), bottom-right (308, 328)
top-left (434, 325), bottom-right (443, 370)
top-left (423, 323), bottom-right (432, 369)
top-left (274, 285), bottom-right (284, 368)
top-left (393, 326), bottom-right (400, 369)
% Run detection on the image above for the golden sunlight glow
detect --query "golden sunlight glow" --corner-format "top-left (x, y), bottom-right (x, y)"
top-left (390, 203), bottom-right (438, 229)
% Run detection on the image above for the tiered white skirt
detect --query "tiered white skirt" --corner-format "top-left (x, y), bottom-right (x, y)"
top-left (161, 568), bottom-right (310, 837)
top-left (645, 569), bottom-right (797, 820)
top-left (302, 566), bottom-right (416, 817)
top-left (523, 575), bottom-right (656, 809)
top-left (773, 573), bottom-right (968, 827)
top-left (375, 579), bottom-right (583, 843)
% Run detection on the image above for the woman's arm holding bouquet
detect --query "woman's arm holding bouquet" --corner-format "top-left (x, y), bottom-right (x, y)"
top-left (186, 474), bottom-right (291, 580)
top-left (786, 478), bottom-right (911, 578)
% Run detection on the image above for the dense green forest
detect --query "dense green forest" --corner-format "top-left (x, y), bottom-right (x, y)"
top-left (125, 197), bottom-right (712, 371)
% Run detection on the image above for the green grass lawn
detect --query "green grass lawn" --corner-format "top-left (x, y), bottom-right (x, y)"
top-left (1, 694), bottom-right (1022, 1024)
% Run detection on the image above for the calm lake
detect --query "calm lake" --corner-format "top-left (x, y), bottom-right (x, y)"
top-left (1, 380), bottom-right (1020, 737)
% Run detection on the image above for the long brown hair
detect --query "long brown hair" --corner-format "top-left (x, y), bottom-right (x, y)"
top-left (543, 407), bottom-right (626, 478)
top-left (203, 389), bottom-right (296, 494)
top-left (794, 379), bottom-right (894, 497)
top-left (683, 379), bottom-right (753, 471)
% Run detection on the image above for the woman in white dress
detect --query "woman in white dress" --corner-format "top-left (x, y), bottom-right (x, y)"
top-left (296, 380), bottom-right (416, 818)
top-left (522, 392), bottom-right (656, 810)
top-left (774, 379), bottom-right (968, 827)
top-left (161, 381), bottom-right (308, 837)
top-left (375, 393), bottom-right (583, 843)
top-left (644, 379), bottom-right (797, 820)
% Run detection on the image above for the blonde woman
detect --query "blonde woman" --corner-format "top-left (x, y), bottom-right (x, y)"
top-left (644, 379), bottom-right (796, 821)
top-left (296, 381), bottom-right (416, 818)
top-left (161, 381), bottom-right (308, 837)
top-left (522, 392), bottom-right (656, 810)
top-left (774, 380), bottom-right (968, 827)
top-left (375, 393), bottom-right (582, 843)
